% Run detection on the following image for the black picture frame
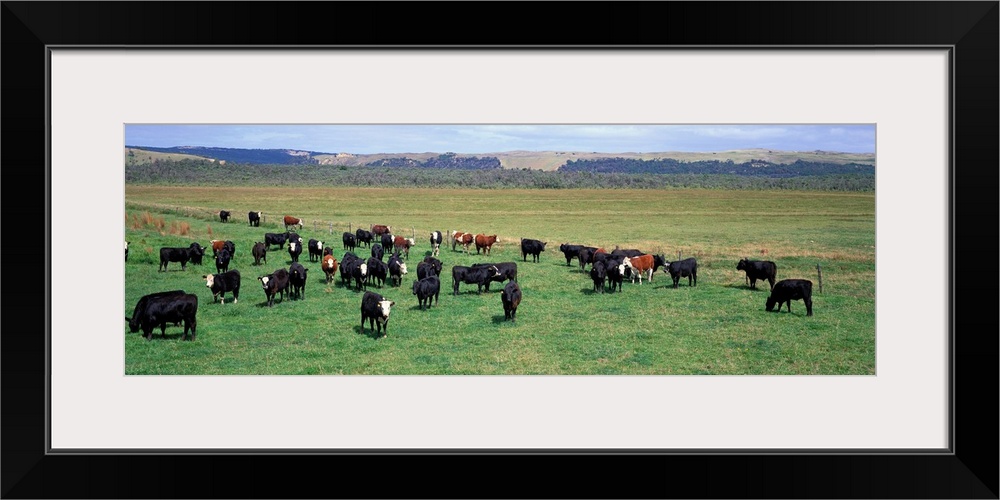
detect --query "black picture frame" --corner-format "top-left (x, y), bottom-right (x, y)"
top-left (3, 2), bottom-right (996, 498)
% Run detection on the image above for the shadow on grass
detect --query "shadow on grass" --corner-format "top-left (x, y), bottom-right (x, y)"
top-left (409, 303), bottom-right (439, 311)
top-left (579, 287), bottom-right (606, 295)
top-left (353, 324), bottom-right (388, 339)
top-left (491, 314), bottom-right (514, 324)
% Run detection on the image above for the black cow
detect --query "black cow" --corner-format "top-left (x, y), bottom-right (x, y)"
top-left (125, 241), bottom-right (129, 262)
top-left (429, 231), bottom-right (443, 257)
top-left (501, 281), bottom-right (522, 323)
top-left (342, 232), bottom-right (357, 251)
top-left (606, 259), bottom-right (625, 293)
top-left (360, 291), bottom-right (395, 338)
top-left (412, 275), bottom-right (440, 310)
top-left (265, 232), bottom-right (290, 250)
top-left (259, 268), bottom-right (290, 307)
top-left (559, 243), bottom-right (586, 266)
top-left (288, 262), bottom-right (308, 300)
top-left (422, 256), bottom-right (443, 276)
top-left (521, 238), bottom-right (547, 263)
top-left (578, 248), bottom-right (593, 271)
top-left (350, 258), bottom-right (369, 291)
top-left (665, 257), bottom-right (698, 288)
top-left (252, 242), bottom-right (267, 265)
top-left (380, 233), bottom-right (394, 251)
top-left (125, 292), bottom-right (198, 341)
top-left (472, 262), bottom-right (517, 292)
top-left (388, 258), bottom-right (407, 287)
top-left (339, 253), bottom-right (361, 286)
top-left (590, 261), bottom-right (607, 293)
top-left (215, 248), bottom-right (232, 274)
top-left (187, 242), bottom-right (206, 265)
top-left (223, 240), bottom-right (236, 258)
top-left (766, 279), bottom-right (814, 316)
top-left (611, 247), bottom-right (645, 259)
top-left (203, 270), bottom-right (240, 304)
top-left (219, 210), bottom-right (231, 223)
top-left (287, 239), bottom-right (303, 263)
top-left (452, 265), bottom-right (499, 295)
top-left (366, 258), bottom-right (388, 288)
top-left (248, 211), bottom-right (262, 226)
top-left (308, 239), bottom-right (325, 262)
top-left (371, 243), bottom-right (385, 262)
top-left (416, 261), bottom-right (434, 281)
top-left (737, 258), bottom-right (778, 290)
top-left (158, 246), bottom-right (194, 272)
top-left (355, 228), bottom-right (373, 249)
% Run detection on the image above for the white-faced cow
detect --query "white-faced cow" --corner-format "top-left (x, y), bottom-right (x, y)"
top-left (360, 291), bottom-right (395, 338)
top-left (283, 215), bottom-right (304, 231)
top-left (451, 231), bottom-right (474, 253)
top-left (287, 240), bottom-right (303, 263)
top-left (125, 291), bottom-right (198, 341)
top-left (393, 236), bottom-right (415, 260)
top-left (259, 268), bottom-right (290, 307)
top-left (766, 279), bottom-right (813, 316)
top-left (219, 210), bottom-right (231, 223)
top-left (605, 258), bottom-right (625, 293)
top-left (204, 270), bottom-right (241, 304)
top-left (520, 238), bottom-right (547, 263)
top-left (623, 254), bottom-right (667, 285)
top-left (430, 231), bottom-right (443, 257)
top-left (248, 211), bottom-right (262, 226)
top-left (737, 258), bottom-right (777, 290)
top-left (308, 239), bottom-right (325, 262)
top-left (501, 281), bottom-right (522, 323)
top-left (388, 258), bottom-right (408, 287)
top-left (321, 254), bottom-right (339, 284)
top-left (412, 275), bottom-right (440, 310)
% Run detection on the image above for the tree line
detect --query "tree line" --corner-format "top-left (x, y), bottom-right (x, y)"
top-left (559, 157), bottom-right (876, 177)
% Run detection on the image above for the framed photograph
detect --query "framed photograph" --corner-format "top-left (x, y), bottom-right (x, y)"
top-left (5, 2), bottom-right (996, 498)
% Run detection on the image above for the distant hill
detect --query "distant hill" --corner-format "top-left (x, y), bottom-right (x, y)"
top-left (126, 146), bottom-right (327, 165)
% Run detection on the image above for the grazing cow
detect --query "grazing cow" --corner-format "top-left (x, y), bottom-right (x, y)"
top-left (559, 244), bottom-right (586, 266)
top-left (394, 236), bottom-right (415, 260)
top-left (125, 241), bottom-right (129, 262)
top-left (125, 292), bottom-right (198, 341)
top-left (623, 254), bottom-right (667, 284)
top-left (766, 279), bottom-right (814, 316)
top-left (287, 239), bottom-right (302, 263)
top-left (606, 259), bottom-right (625, 293)
top-left (501, 281), bottom-right (522, 323)
top-left (430, 231), bottom-right (443, 257)
top-left (452, 231), bottom-right (474, 253)
top-left (665, 257), bottom-right (698, 288)
top-left (288, 262), bottom-right (308, 300)
top-left (737, 258), bottom-right (778, 290)
top-left (412, 275), bottom-right (441, 310)
top-left (219, 210), bottom-right (231, 223)
top-left (252, 242), bottom-right (267, 266)
top-left (422, 256), bottom-right (443, 276)
top-left (380, 233), bottom-right (394, 251)
top-left (451, 265), bottom-right (499, 295)
top-left (203, 270), bottom-right (241, 304)
top-left (258, 268), bottom-right (290, 307)
top-left (388, 258), bottom-right (408, 287)
top-left (366, 257), bottom-right (388, 288)
top-left (248, 211), bottom-right (262, 227)
top-left (187, 242), bottom-right (206, 265)
top-left (342, 232), bottom-right (357, 251)
top-left (360, 291), bottom-right (395, 338)
top-left (371, 224), bottom-right (392, 237)
top-left (215, 248), bottom-right (232, 274)
top-left (283, 215), bottom-right (304, 230)
top-left (371, 243), bottom-right (385, 262)
top-left (472, 262), bottom-right (518, 292)
top-left (416, 261), bottom-right (434, 281)
top-left (158, 246), bottom-right (195, 272)
top-left (475, 234), bottom-right (498, 256)
top-left (307, 239), bottom-right (324, 262)
top-left (355, 229), bottom-right (373, 248)
top-left (265, 232), bottom-right (290, 250)
top-left (321, 254), bottom-right (339, 284)
top-left (590, 261), bottom-right (607, 293)
top-left (520, 238), bottom-right (547, 263)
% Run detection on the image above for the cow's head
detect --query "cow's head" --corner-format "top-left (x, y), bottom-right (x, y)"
top-left (406, 238), bottom-right (415, 246)
top-left (399, 263), bottom-right (408, 275)
top-left (653, 255), bottom-right (668, 272)
top-left (359, 263), bottom-right (368, 276)
top-left (765, 296), bottom-right (778, 312)
top-left (259, 275), bottom-right (271, 289)
top-left (540, 242), bottom-right (547, 250)
top-left (737, 258), bottom-right (749, 271)
top-left (377, 300), bottom-right (395, 321)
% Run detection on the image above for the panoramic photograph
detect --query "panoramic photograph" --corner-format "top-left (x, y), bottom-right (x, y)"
top-left (123, 124), bottom-right (876, 375)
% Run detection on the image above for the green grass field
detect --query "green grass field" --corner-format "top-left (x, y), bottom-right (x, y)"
top-left (124, 186), bottom-right (875, 375)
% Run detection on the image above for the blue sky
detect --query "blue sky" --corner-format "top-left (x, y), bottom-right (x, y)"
top-left (125, 124), bottom-right (875, 154)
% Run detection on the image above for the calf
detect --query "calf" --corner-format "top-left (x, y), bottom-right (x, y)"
top-left (125, 292), bottom-right (198, 341)
top-left (472, 262), bottom-right (517, 292)
top-left (737, 258), bottom-right (777, 290)
top-left (265, 232), bottom-right (290, 250)
top-left (451, 265), bottom-right (499, 295)
top-left (219, 210), bottom-right (231, 223)
top-left (159, 246), bottom-right (194, 272)
top-left (590, 261), bottom-right (607, 293)
top-left (665, 257), bottom-right (698, 288)
top-left (355, 228), bottom-right (373, 248)
top-left (283, 215), bottom-right (304, 230)
top-left (623, 254), bottom-right (667, 284)
top-left (308, 239), bottom-right (325, 262)
top-left (288, 262), bottom-right (308, 300)
top-left (366, 257), bottom-right (388, 288)
top-left (248, 210), bottom-right (262, 226)
top-left (475, 234), bottom-right (498, 256)
top-left (371, 243), bottom-right (385, 262)
top-left (412, 275), bottom-right (440, 310)
top-left (422, 256), bottom-right (443, 276)
top-left (606, 259), bottom-right (625, 293)
top-left (287, 240), bottom-right (302, 263)
top-left (501, 281), bottom-right (522, 323)
top-left (430, 231), bottom-right (443, 257)
top-left (259, 268), bottom-right (290, 307)
top-left (252, 242), bottom-right (267, 266)
top-left (393, 236), bottom-right (415, 260)
top-left (388, 258), bottom-right (407, 287)
top-left (520, 238), bottom-right (547, 263)
top-left (416, 261), bottom-right (435, 281)
top-left (360, 290), bottom-right (395, 338)
top-left (321, 254), bottom-right (339, 284)
top-left (342, 232), bottom-right (357, 251)
top-left (204, 270), bottom-right (241, 304)
top-left (766, 279), bottom-right (814, 316)
top-left (559, 243), bottom-right (586, 266)
top-left (215, 248), bottom-right (232, 274)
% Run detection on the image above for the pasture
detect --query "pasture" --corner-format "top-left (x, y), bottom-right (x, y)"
top-left (124, 186), bottom-right (875, 375)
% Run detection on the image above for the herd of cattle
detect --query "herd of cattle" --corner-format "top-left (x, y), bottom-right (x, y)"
top-left (126, 217), bottom-right (814, 341)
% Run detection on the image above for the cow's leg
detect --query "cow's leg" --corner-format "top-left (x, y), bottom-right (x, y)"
top-left (805, 298), bottom-right (813, 316)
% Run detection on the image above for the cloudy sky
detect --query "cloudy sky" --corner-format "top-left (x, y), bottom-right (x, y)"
top-left (125, 124), bottom-right (876, 154)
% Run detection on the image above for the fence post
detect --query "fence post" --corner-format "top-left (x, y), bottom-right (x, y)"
top-left (329, 223), bottom-right (333, 235)
top-left (677, 250), bottom-right (682, 261)
top-left (816, 264), bottom-right (823, 294)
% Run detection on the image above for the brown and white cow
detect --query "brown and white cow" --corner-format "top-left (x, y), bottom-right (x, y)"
top-left (451, 231), bottom-right (474, 253)
top-left (475, 234), bottom-right (498, 256)
top-left (283, 215), bottom-right (304, 230)
top-left (322, 254), bottom-right (339, 284)
top-left (622, 254), bottom-right (668, 285)
top-left (393, 236), bottom-right (416, 260)
top-left (371, 224), bottom-right (392, 236)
